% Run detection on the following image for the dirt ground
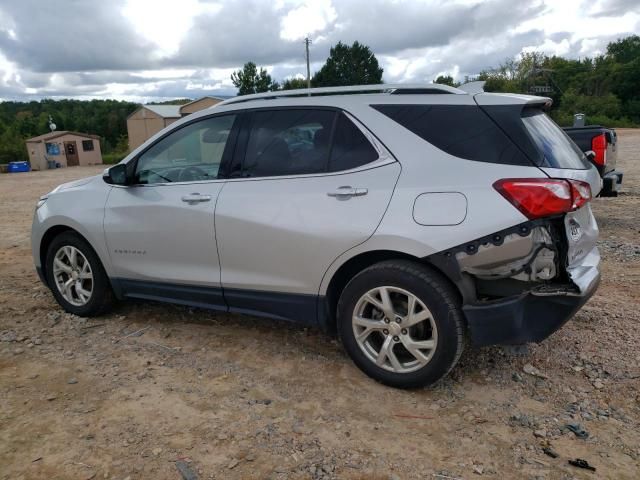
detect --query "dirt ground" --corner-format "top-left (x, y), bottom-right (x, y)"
top-left (1, 131), bottom-right (639, 480)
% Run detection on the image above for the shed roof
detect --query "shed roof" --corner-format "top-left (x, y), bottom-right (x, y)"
top-left (26, 131), bottom-right (100, 143)
top-left (180, 96), bottom-right (226, 109)
top-left (139, 104), bottom-right (182, 118)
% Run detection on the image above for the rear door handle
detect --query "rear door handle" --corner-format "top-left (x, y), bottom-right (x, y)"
top-left (181, 193), bottom-right (212, 203)
top-left (327, 186), bottom-right (368, 198)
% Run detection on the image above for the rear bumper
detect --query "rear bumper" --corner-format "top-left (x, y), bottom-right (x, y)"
top-left (600, 170), bottom-right (623, 197)
top-left (463, 247), bottom-right (601, 346)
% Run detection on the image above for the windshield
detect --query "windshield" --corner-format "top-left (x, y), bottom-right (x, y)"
top-left (521, 109), bottom-right (589, 169)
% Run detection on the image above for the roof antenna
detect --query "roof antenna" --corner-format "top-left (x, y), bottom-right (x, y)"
top-left (48, 115), bottom-right (57, 132)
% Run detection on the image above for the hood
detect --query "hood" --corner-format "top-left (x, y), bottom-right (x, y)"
top-left (51, 175), bottom-right (99, 193)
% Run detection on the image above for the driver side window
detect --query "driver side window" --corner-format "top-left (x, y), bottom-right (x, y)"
top-left (135, 114), bottom-right (237, 184)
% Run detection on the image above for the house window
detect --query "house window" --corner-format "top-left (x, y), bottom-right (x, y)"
top-left (45, 143), bottom-right (60, 155)
top-left (82, 140), bottom-right (94, 151)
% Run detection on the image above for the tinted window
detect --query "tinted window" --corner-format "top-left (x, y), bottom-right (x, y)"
top-left (244, 109), bottom-right (335, 177)
top-left (135, 114), bottom-right (236, 184)
top-left (328, 113), bottom-right (379, 172)
top-left (521, 109), bottom-right (589, 169)
top-left (372, 104), bottom-right (532, 166)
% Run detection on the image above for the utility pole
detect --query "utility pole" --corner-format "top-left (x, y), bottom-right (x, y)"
top-left (304, 36), bottom-right (312, 94)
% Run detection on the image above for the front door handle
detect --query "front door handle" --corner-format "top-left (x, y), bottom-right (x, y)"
top-left (181, 193), bottom-right (212, 204)
top-left (327, 186), bottom-right (368, 198)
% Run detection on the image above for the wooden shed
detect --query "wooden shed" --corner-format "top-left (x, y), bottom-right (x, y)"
top-left (179, 96), bottom-right (224, 116)
top-left (126, 97), bottom-right (226, 151)
top-left (25, 131), bottom-right (102, 171)
top-left (126, 105), bottom-right (181, 151)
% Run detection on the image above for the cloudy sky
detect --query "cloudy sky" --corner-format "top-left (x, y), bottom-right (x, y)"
top-left (0, 0), bottom-right (638, 102)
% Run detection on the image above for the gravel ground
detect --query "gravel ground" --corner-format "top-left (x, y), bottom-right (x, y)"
top-left (1, 131), bottom-right (639, 480)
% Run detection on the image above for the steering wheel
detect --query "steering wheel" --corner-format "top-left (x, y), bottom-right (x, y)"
top-left (178, 165), bottom-right (208, 182)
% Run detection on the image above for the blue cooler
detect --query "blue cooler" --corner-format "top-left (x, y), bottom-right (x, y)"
top-left (8, 161), bottom-right (30, 173)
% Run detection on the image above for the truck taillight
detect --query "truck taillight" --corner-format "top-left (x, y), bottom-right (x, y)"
top-left (493, 178), bottom-right (592, 219)
top-left (591, 133), bottom-right (607, 167)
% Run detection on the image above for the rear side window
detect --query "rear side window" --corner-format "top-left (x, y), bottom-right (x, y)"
top-left (371, 104), bottom-right (532, 166)
top-left (328, 113), bottom-right (379, 172)
top-left (240, 109), bottom-right (379, 177)
top-left (521, 109), bottom-right (589, 169)
top-left (243, 109), bottom-right (335, 177)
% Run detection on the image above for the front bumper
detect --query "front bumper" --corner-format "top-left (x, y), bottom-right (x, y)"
top-left (463, 246), bottom-right (601, 346)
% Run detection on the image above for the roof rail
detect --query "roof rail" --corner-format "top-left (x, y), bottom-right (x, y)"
top-left (217, 83), bottom-right (466, 106)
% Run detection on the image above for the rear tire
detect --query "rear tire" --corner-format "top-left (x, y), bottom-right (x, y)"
top-left (337, 260), bottom-right (464, 388)
top-left (45, 231), bottom-right (114, 317)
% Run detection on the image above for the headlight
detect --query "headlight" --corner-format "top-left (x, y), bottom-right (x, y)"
top-left (36, 195), bottom-right (48, 209)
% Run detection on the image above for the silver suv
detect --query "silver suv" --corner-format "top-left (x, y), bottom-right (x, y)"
top-left (32, 84), bottom-right (601, 388)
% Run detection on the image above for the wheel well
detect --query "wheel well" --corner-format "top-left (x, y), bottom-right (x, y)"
top-left (324, 250), bottom-right (461, 333)
top-left (39, 225), bottom-right (79, 281)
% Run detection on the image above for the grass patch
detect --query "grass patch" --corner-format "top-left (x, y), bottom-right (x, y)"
top-left (102, 152), bottom-right (128, 165)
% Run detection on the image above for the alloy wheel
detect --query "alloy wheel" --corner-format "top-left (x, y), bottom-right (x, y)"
top-left (52, 245), bottom-right (94, 306)
top-left (352, 286), bottom-right (438, 373)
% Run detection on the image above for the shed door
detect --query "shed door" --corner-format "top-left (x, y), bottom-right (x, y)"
top-left (64, 141), bottom-right (79, 166)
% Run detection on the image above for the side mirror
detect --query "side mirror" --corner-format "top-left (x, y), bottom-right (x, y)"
top-left (584, 150), bottom-right (596, 162)
top-left (103, 163), bottom-right (129, 185)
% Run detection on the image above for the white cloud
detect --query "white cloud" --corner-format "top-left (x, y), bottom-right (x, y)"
top-left (280, 0), bottom-right (337, 41)
top-left (122, 0), bottom-right (222, 57)
top-left (0, 0), bottom-right (638, 101)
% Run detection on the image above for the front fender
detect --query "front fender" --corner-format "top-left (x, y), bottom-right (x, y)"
top-left (31, 178), bottom-right (113, 277)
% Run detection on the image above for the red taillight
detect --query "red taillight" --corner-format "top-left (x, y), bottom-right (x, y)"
top-left (569, 179), bottom-right (591, 210)
top-left (493, 178), bottom-right (591, 219)
top-left (591, 133), bottom-right (607, 167)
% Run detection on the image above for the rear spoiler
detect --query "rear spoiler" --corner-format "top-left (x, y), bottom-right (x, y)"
top-left (458, 81), bottom-right (486, 94)
top-left (460, 81), bottom-right (553, 109)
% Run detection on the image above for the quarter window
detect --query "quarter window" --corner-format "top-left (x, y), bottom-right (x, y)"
top-left (328, 113), bottom-right (379, 172)
top-left (372, 104), bottom-right (531, 166)
top-left (135, 114), bottom-right (236, 184)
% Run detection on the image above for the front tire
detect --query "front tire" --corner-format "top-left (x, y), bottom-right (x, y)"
top-left (337, 260), bottom-right (464, 388)
top-left (45, 231), bottom-right (114, 317)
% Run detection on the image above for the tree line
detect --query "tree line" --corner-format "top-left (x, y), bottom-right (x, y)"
top-left (0, 35), bottom-right (637, 164)
top-left (230, 41), bottom-right (384, 94)
top-left (0, 99), bottom-right (137, 163)
top-left (474, 35), bottom-right (640, 127)
top-left (233, 35), bottom-right (640, 128)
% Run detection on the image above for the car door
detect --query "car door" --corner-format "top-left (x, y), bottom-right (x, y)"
top-left (104, 113), bottom-right (239, 308)
top-left (215, 108), bottom-right (401, 323)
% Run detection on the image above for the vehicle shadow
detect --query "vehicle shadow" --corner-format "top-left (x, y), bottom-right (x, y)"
top-left (111, 298), bottom-right (518, 389)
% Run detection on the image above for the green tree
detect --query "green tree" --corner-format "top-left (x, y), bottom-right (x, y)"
top-left (0, 98), bottom-right (139, 164)
top-left (607, 35), bottom-right (640, 64)
top-left (434, 75), bottom-right (455, 87)
top-left (606, 36), bottom-right (640, 122)
top-left (0, 127), bottom-right (28, 163)
top-left (231, 62), bottom-right (278, 95)
top-left (312, 41), bottom-right (383, 87)
top-left (558, 88), bottom-right (622, 118)
top-left (281, 77), bottom-right (308, 90)
top-left (479, 52), bottom-right (550, 93)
